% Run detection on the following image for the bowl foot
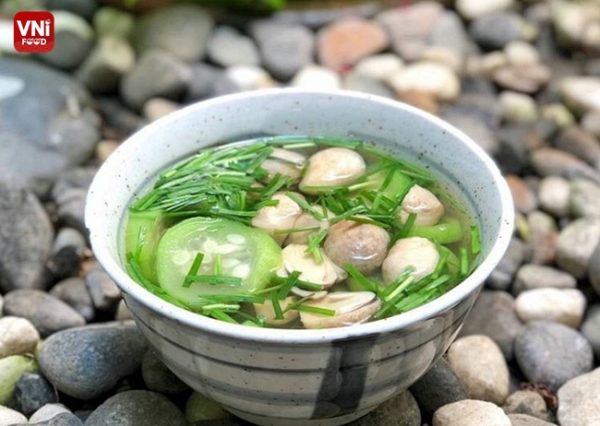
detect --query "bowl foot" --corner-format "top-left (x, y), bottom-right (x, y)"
top-left (227, 407), bottom-right (374, 426)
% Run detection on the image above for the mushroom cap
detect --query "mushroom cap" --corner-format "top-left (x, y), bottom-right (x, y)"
top-left (299, 148), bottom-right (366, 193)
top-left (382, 237), bottom-right (440, 283)
top-left (300, 291), bottom-right (381, 329)
top-left (279, 244), bottom-right (347, 288)
top-left (261, 148), bottom-right (307, 182)
top-left (253, 297), bottom-right (299, 326)
top-left (398, 185), bottom-right (445, 226)
top-left (324, 221), bottom-right (390, 274)
top-left (251, 192), bottom-right (303, 244)
top-left (286, 207), bottom-right (333, 245)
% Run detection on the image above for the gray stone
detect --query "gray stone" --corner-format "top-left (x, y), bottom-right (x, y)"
top-left (27, 412), bottom-right (83, 426)
top-left (0, 59), bottom-right (100, 190)
top-left (560, 76), bottom-right (600, 115)
top-left (526, 210), bottom-right (558, 266)
top-left (52, 167), bottom-right (97, 233)
top-left (460, 291), bottom-right (523, 360)
top-left (142, 350), bottom-right (189, 394)
top-left (507, 414), bottom-right (556, 426)
top-left (93, 7), bottom-right (134, 39)
top-left (14, 373), bottom-right (58, 416)
top-left (84, 390), bottom-right (186, 426)
top-left (184, 63), bottom-right (225, 102)
top-left (503, 390), bottom-right (551, 421)
top-left (343, 72), bottom-right (394, 98)
top-left (38, 11), bottom-right (93, 70)
top-left (207, 26), bottom-right (259, 68)
top-left (38, 322), bottom-right (147, 400)
top-left (85, 270), bottom-right (121, 312)
top-left (513, 264), bottom-right (576, 294)
top-left (133, 5), bottom-right (214, 62)
top-left (120, 51), bottom-right (191, 110)
top-left (48, 228), bottom-right (87, 280)
top-left (538, 176), bottom-right (571, 218)
top-left (581, 111), bottom-right (600, 138)
top-left (493, 64), bottom-right (552, 95)
top-left (506, 175), bottom-right (538, 213)
top-left (570, 179), bottom-right (600, 218)
top-left (440, 106), bottom-right (499, 154)
top-left (95, 98), bottom-right (146, 139)
top-left (46, 0), bottom-right (98, 20)
top-left (515, 321), bottom-right (593, 390)
top-left (433, 400), bottom-right (511, 426)
top-left (555, 127), bottom-right (600, 166)
top-left (29, 404), bottom-right (71, 423)
top-left (50, 278), bottom-right (95, 321)
top-left (351, 390), bottom-right (420, 426)
top-left (115, 300), bottom-right (132, 321)
top-left (470, 13), bottom-right (530, 50)
top-left (557, 368), bottom-right (600, 426)
top-left (487, 238), bottom-right (527, 290)
top-left (409, 358), bottom-right (469, 418)
top-left (0, 180), bottom-right (53, 292)
top-left (430, 11), bottom-right (474, 58)
top-left (581, 305), bottom-right (600, 359)
top-left (250, 20), bottom-right (314, 80)
top-left (556, 218), bottom-right (600, 278)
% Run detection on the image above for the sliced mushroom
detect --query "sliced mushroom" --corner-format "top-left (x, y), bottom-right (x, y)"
top-left (253, 297), bottom-right (299, 326)
top-left (261, 148), bottom-right (307, 182)
top-left (382, 237), bottom-right (440, 283)
top-left (299, 148), bottom-right (366, 194)
top-left (286, 207), bottom-right (333, 245)
top-left (279, 244), bottom-right (347, 288)
top-left (398, 185), bottom-right (445, 226)
top-left (324, 221), bottom-right (390, 274)
top-left (300, 291), bottom-right (381, 329)
top-left (251, 192), bottom-right (303, 244)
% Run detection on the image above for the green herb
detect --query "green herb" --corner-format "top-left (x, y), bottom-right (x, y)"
top-left (471, 225), bottom-right (481, 255)
top-left (185, 275), bottom-right (243, 287)
top-left (295, 304), bottom-right (336, 316)
top-left (271, 291), bottom-right (284, 320)
top-left (182, 253), bottom-right (205, 287)
top-left (306, 228), bottom-right (328, 263)
top-left (459, 248), bottom-right (469, 276)
top-left (277, 271), bottom-right (301, 300)
top-left (206, 309), bottom-right (238, 324)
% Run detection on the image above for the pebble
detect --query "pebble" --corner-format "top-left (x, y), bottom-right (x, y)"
top-left (142, 351), bottom-right (189, 394)
top-left (29, 403), bottom-right (71, 423)
top-left (500, 92), bottom-right (538, 123)
top-left (37, 322), bottom-right (147, 400)
top-left (507, 414), bottom-right (557, 426)
top-left (541, 104), bottom-right (575, 129)
top-left (50, 278), bottom-right (95, 321)
top-left (557, 368), bottom-right (600, 426)
top-left (513, 264), bottom-right (576, 294)
top-left (184, 392), bottom-right (229, 423)
top-left (224, 65), bottom-right (276, 92)
top-left (409, 358), bottom-right (469, 418)
top-left (531, 148), bottom-right (600, 184)
top-left (352, 390), bottom-right (421, 426)
top-left (142, 98), bottom-right (179, 122)
top-left (581, 111), bottom-right (600, 138)
top-left (354, 54), bottom-right (404, 81)
top-left (95, 140), bottom-right (119, 163)
top-left (419, 46), bottom-right (463, 73)
top-left (515, 288), bottom-right (586, 328)
top-left (488, 237), bottom-right (527, 290)
top-left (502, 390), bottom-right (551, 421)
top-left (0, 406), bottom-right (27, 426)
top-left (76, 36), bottom-right (136, 94)
top-left (551, 0), bottom-right (600, 52)
top-left (3, 290), bottom-right (85, 337)
top-left (46, 0), bottom-right (97, 20)
top-left (206, 26), bottom-right (259, 68)
top-left (85, 390), bottom-right (187, 426)
top-left (93, 7), bottom-right (134, 39)
top-left (38, 11), bottom-right (93, 70)
top-left (493, 64), bottom-right (552, 94)
top-left (317, 18), bottom-right (388, 71)
top-left (526, 210), bottom-right (558, 265)
top-left (581, 305), bottom-right (600, 359)
top-left (184, 63), bottom-right (224, 102)
top-left (570, 179), bottom-right (600, 218)
top-left (0, 316), bottom-right (40, 358)
top-left (115, 300), bottom-right (133, 321)
top-left (27, 412), bottom-right (83, 425)
top-left (555, 127), bottom-right (600, 166)
top-left (95, 98), bottom-right (146, 140)
top-left (589, 243), bottom-right (600, 296)
top-left (432, 400), bottom-right (511, 426)
top-left (538, 176), bottom-right (571, 217)
top-left (460, 291), bottom-right (523, 360)
top-left (515, 321), bottom-right (593, 390)
top-left (0, 355), bottom-right (38, 405)
top-left (387, 62), bottom-right (460, 101)
top-left (13, 373), bottom-right (58, 416)
top-left (456, 0), bottom-right (514, 20)
top-left (555, 218), bottom-right (600, 278)
top-left (343, 72), bottom-right (394, 98)
top-left (133, 5), bottom-right (214, 62)
top-left (560, 77), bottom-right (600, 114)
top-left (291, 65), bottom-right (341, 90)
top-left (430, 10), bottom-right (474, 58)
top-left (447, 335), bottom-right (510, 405)
top-left (120, 51), bottom-right (191, 110)
top-left (506, 175), bottom-right (538, 213)
top-left (505, 41), bottom-right (540, 67)
top-left (250, 20), bottom-right (314, 80)
top-left (48, 228), bottom-right (87, 280)
top-left (52, 167), bottom-right (97, 235)
top-left (470, 13), bottom-right (532, 50)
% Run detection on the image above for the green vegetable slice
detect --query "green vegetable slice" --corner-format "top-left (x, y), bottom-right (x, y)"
top-left (125, 210), bottom-right (168, 282)
top-left (156, 217), bottom-right (282, 309)
top-left (407, 217), bottom-right (463, 244)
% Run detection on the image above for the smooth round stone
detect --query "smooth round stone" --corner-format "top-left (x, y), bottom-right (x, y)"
top-left (538, 176), bottom-right (571, 217)
top-left (0, 406), bottom-right (27, 426)
top-left (555, 127), bottom-right (600, 166)
top-left (0, 316), bottom-right (40, 358)
top-left (487, 238), bottom-right (526, 290)
top-left (560, 77), bottom-right (600, 114)
top-left (526, 210), bottom-right (558, 265)
top-left (507, 414), bottom-right (557, 426)
top-left (515, 288), bottom-right (586, 327)
top-left (84, 269), bottom-right (121, 312)
top-left (456, 0), bottom-right (513, 20)
top-left (499, 91), bottom-right (538, 123)
top-left (388, 62), bottom-right (460, 101)
top-left (343, 73), bottom-right (394, 98)
top-left (505, 175), bottom-right (538, 213)
top-left (581, 305), bottom-right (600, 359)
top-left (185, 392), bottom-right (228, 423)
top-left (29, 403), bottom-right (71, 423)
top-left (47, 0), bottom-right (97, 19)
top-left (86, 390), bottom-right (187, 426)
top-left (142, 350), bottom-right (189, 394)
top-left (351, 390), bottom-right (420, 426)
top-left (206, 26), bottom-right (259, 68)
top-left (439, 103), bottom-right (499, 154)
top-left (513, 264), bottom-right (576, 294)
top-left (541, 104), bottom-right (575, 129)
top-left (95, 140), bottom-right (119, 163)
top-left (581, 111), bottom-right (600, 138)
top-left (52, 167), bottom-right (97, 234)
top-left (38, 11), bottom-right (93, 70)
top-left (433, 400), bottom-right (511, 426)
top-left (142, 98), bottom-right (180, 122)
top-left (50, 278), bottom-right (95, 322)
top-left (37, 322), bottom-right (147, 400)
top-left (502, 390), bottom-right (550, 421)
top-left (493, 64), bottom-right (551, 94)
top-left (0, 355), bottom-right (38, 405)
top-left (447, 335), bottom-right (509, 405)
top-left (555, 217), bottom-right (600, 278)
top-left (133, 5), bottom-right (213, 62)
top-left (224, 65), bottom-right (276, 92)
top-left (25, 412), bottom-right (83, 425)
top-left (93, 7), bottom-right (134, 39)
top-left (317, 18), bottom-right (388, 71)
top-left (3, 290), bottom-right (85, 337)
top-left (504, 41), bottom-right (540, 67)
top-left (515, 321), bottom-right (593, 390)
top-left (291, 65), bottom-right (341, 90)
top-left (557, 368), bottom-right (600, 426)
top-left (14, 373), bottom-right (58, 416)
top-left (570, 179), bottom-right (600, 218)
top-left (48, 227), bottom-right (87, 280)
top-left (115, 300), bottom-right (132, 321)
top-left (419, 46), bottom-right (462, 73)
top-left (470, 13), bottom-right (532, 50)
top-left (409, 358), bottom-right (469, 418)
top-left (354, 54), bottom-right (404, 81)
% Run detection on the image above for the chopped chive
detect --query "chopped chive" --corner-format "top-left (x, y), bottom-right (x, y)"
top-left (254, 283), bottom-right (285, 295)
top-left (286, 192), bottom-right (325, 220)
top-left (277, 271), bottom-right (301, 300)
top-left (271, 291), bottom-right (284, 320)
top-left (294, 280), bottom-right (324, 291)
top-left (306, 228), bottom-right (327, 264)
top-left (197, 294), bottom-right (265, 304)
top-left (201, 303), bottom-right (240, 312)
top-left (295, 304), bottom-right (336, 316)
top-left (344, 264), bottom-right (379, 294)
top-left (181, 253), bottom-right (205, 287)
top-left (185, 275), bottom-right (243, 287)
top-left (207, 309), bottom-right (238, 324)
top-left (459, 248), bottom-right (469, 276)
top-left (213, 254), bottom-right (223, 276)
top-left (384, 276), bottom-right (415, 302)
top-left (471, 225), bottom-right (481, 255)
top-left (392, 212), bottom-right (417, 242)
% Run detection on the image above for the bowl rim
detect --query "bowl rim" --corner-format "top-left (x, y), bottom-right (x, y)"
top-left (86, 88), bottom-right (514, 343)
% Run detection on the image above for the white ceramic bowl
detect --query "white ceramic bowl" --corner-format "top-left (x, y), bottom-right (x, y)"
top-left (86, 89), bottom-right (513, 426)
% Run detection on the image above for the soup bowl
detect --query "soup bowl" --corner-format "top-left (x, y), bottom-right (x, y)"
top-left (85, 89), bottom-right (513, 426)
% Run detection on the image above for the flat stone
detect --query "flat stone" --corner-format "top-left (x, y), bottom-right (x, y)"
top-left (555, 127), bottom-right (600, 166)
top-left (433, 400), bottom-right (511, 426)
top-left (570, 179), bottom-right (600, 218)
top-left (291, 65), bottom-right (341, 90)
top-left (29, 403), bottom-right (71, 423)
top-left (532, 148), bottom-right (600, 185)
top-left (388, 62), bottom-right (460, 101)
top-left (14, 373), bottom-right (58, 416)
top-left (354, 54), bottom-right (404, 81)
top-left (581, 305), bottom-right (600, 358)
top-left (505, 41), bottom-right (540, 67)
top-left (515, 288), bottom-right (586, 328)
top-left (343, 72), bottom-right (394, 98)
top-left (538, 176), bottom-right (571, 217)
top-left (439, 106), bottom-right (498, 154)
top-left (351, 390), bottom-right (420, 426)
top-left (507, 414), bottom-right (557, 426)
top-left (560, 77), bottom-right (600, 114)
top-left (206, 26), bottom-right (259, 68)
top-left (470, 13), bottom-right (531, 50)
top-left (50, 278), bottom-right (95, 321)
top-left (0, 316), bottom-right (40, 358)
top-left (513, 264), bottom-right (576, 294)
top-left (184, 63), bottom-right (223, 102)
top-left (555, 217), bottom-right (600, 278)
top-left (142, 350), bottom-right (189, 394)
top-left (503, 390), bottom-right (551, 421)
top-left (506, 175), bottom-right (538, 213)
top-left (38, 11), bottom-right (93, 70)
top-left (487, 238), bottom-right (527, 290)
top-left (85, 269), bottom-right (121, 312)
top-left (557, 368), bottom-right (600, 426)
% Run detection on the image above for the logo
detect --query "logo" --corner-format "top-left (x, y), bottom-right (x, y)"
top-left (13, 11), bottom-right (54, 53)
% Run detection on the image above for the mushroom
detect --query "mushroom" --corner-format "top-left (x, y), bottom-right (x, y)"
top-left (279, 244), bottom-right (347, 288)
top-left (253, 297), bottom-right (299, 326)
top-left (251, 192), bottom-right (303, 244)
top-left (300, 291), bottom-right (381, 329)
top-left (398, 185), bottom-right (445, 226)
top-left (261, 148), bottom-right (307, 182)
top-left (299, 148), bottom-right (366, 194)
top-left (382, 237), bottom-right (440, 283)
top-left (286, 207), bottom-right (333, 245)
top-left (324, 221), bottom-right (390, 274)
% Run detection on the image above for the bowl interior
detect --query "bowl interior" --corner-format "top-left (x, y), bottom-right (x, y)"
top-left (86, 89), bottom-right (513, 342)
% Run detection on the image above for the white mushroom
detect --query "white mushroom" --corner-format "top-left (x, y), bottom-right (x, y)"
top-left (253, 297), bottom-right (299, 326)
top-left (398, 185), bottom-right (445, 226)
top-left (286, 207), bottom-right (333, 245)
top-left (299, 148), bottom-right (366, 194)
top-left (251, 192), bottom-right (303, 244)
top-left (261, 148), bottom-right (307, 182)
top-left (279, 244), bottom-right (347, 288)
top-left (382, 237), bottom-right (440, 283)
top-left (300, 291), bottom-right (381, 329)
top-left (324, 221), bottom-right (390, 274)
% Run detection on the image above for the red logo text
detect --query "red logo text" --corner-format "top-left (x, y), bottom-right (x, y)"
top-left (13, 11), bottom-right (54, 53)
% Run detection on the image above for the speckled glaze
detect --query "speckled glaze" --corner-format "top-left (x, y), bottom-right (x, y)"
top-left (85, 90), bottom-right (513, 426)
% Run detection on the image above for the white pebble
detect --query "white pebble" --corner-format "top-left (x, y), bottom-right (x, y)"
top-left (499, 91), bottom-right (538, 123)
top-left (0, 316), bottom-right (40, 358)
top-left (504, 41), bottom-right (540, 67)
top-left (291, 65), bottom-right (341, 90)
top-left (538, 176), bottom-right (571, 217)
top-left (353, 54), bottom-right (404, 81)
top-left (0, 406), bottom-right (27, 426)
top-left (433, 399), bottom-right (511, 426)
top-left (515, 288), bottom-right (587, 328)
top-left (29, 404), bottom-right (71, 423)
top-left (387, 62), bottom-right (460, 101)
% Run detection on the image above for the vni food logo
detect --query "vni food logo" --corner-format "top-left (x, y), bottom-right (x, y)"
top-left (13, 11), bottom-right (54, 53)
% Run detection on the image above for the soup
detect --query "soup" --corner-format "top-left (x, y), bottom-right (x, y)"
top-left (124, 136), bottom-right (480, 329)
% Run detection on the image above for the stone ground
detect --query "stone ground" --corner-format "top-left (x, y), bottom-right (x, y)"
top-left (0, 0), bottom-right (600, 425)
